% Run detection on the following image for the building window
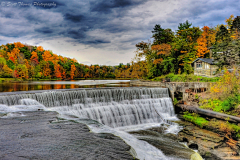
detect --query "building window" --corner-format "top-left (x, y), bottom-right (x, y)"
top-left (206, 64), bottom-right (209, 69)
top-left (196, 62), bottom-right (202, 68)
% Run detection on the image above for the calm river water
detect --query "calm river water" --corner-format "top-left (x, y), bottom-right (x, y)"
top-left (0, 80), bottom-right (130, 92)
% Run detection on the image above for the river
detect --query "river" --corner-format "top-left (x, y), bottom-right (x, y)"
top-left (0, 80), bottom-right (130, 92)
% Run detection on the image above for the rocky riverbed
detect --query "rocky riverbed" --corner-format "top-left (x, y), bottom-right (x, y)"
top-left (0, 111), bottom-right (135, 160)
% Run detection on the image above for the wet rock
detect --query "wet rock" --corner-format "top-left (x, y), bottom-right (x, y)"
top-left (0, 111), bottom-right (135, 160)
top-left (177, 120), bottom-right (240, 160)
top-left (188, 141), bottom-right (198, 150)
top-left (129, 129), bottom-right (195, 159)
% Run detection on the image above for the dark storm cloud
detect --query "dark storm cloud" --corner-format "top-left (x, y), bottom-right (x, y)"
top-left (86, 39), bottom-right (111, 44)
top-left (0, 0), bottom-right (148, 46)
top-left (64, 13), bottom-right (85, 23)
top-left (67, 30), bottom-right (86, 39)
top-left (90, 0), bottom-right (145, 13)
top-left (35, 27), bottom-right (53, 34)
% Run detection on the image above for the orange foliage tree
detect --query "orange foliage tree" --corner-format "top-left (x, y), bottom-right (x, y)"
top-left (54, 64), bottom-right (62, 79)
top-left (36, 46), bottom-right (44, 52)
top-left (70, 64), bottom-right (76, 79)
top-left (8, 48), bottom-right (20, 62)
top-left (43, 62), bottom-right (51, 78)
top-left (196, 26), bottom-right (216, 58)
top-left (42, 50), bottom-right (53, 62)
top-left (151, 44), bottom-right (171, 56)
top-left (14, 42), bottom-right (24, 48)
top-left (30, 51), bottom-right (39, 65)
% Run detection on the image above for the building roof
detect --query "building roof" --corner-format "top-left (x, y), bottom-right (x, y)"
top-left (192, 58), bottom-right (216, 65)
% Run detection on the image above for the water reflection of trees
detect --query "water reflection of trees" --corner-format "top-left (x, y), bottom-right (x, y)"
top-left (0, 82), bottom-right (130, 92)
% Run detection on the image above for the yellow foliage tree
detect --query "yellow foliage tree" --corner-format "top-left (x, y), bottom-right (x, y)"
top-left (3, 65), bottom-right (13, 77)
top-left (225, 14), bottom-right (234, 30)
top-left (210, 67), bottom-right (240, 99)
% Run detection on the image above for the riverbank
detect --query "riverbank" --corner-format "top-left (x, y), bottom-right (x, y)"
top-left (176, 119), bottom-right (240, 160)
top-left (0, 78), bottom-right (134, 83)
top-left (0, 78), bottom-right (23, 83)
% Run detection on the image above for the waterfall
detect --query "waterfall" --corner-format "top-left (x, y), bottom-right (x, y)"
top-left (0, 88), bottom-right (177, 128)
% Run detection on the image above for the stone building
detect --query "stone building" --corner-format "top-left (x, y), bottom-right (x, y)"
top-left (192, 58), bottom-right (218, 77)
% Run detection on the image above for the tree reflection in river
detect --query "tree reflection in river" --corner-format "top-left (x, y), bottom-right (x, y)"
top-left (0, 80), bottom-right (130, 92)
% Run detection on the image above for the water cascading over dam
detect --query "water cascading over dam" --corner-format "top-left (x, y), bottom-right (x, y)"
top-left (0, 88), bottom-right (177, 129)
top-left (0, 87), bottom-right (183, 160)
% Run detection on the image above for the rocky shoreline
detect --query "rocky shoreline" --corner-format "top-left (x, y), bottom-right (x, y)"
top-left (177, 120), bottom-right (240, 160)
top-left (0, 111), bottom-right (135, 160)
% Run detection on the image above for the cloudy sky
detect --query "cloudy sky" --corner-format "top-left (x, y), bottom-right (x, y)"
top-left (0, 0), bottom-right (239, 65)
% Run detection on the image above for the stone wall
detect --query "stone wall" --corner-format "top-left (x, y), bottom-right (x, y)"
top-left (130, 80), bottom-right (212, 101)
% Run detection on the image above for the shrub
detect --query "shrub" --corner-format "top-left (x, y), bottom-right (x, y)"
top-left (183, 112), bottom-right (240, 138)
top-left (183, 112), bottom-right (208, 128)
top-left (210, 67), bottom-right (240, 99)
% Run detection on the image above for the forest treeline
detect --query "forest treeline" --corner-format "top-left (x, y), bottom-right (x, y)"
top-left (0, 42), bottom-right (139, 80)
top-left (0, 15), bottom-right (240, 80)
top-left (133, 14), bottom-right (240, 79)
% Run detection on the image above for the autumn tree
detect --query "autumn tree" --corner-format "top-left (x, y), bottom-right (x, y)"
top-left (195, 26), bottom-right (212, 58)
top-left (36, 46), bottom-right (44, 52)
top-left (2, 65), bottom-right (13, 77)
top-left (15, 64), bottom-right (28, 79)
top-left (54, 64), bottom-right (62, 79)
top-left (70, 64), bottom-right (76, 79)
top-left (8, 48), bottom-right (20, 63)
top-left (30, 51), bottom-right (39, 65)
top-left (42, 50), bottom-right (53, 62)
top-left (14, 42), bottom-right (24, 48)
top-left (224, 14), bottom-right (234, 30)
top-left (0, 57), bottom-right (6, 72)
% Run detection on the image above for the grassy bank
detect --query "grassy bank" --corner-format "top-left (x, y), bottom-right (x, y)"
top-left (0, 77), bottom-right (133, 83)
top-left (151, 73), bottom-right (220, 82)
top-left (183, 112), bottom-right (240, 139)
top-left (0, 78), bottom-right (24, 83)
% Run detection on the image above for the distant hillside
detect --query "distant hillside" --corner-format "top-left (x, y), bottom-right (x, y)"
top-left (0, 42), bottom-right (140, 80)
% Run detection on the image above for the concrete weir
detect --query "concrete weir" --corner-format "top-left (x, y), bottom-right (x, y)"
top-left (130, 80), bottom-right (211, 101)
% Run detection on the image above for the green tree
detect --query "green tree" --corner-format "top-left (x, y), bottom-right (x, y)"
top-left (177, 20), bottom-right (192, 31)
top-left (152, 25), bottom-right (174, 45)
top-left (6, 60), bottom-right (15, 70)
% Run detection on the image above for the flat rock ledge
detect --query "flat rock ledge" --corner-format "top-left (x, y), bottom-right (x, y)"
top-left (0, 111), bottom-right (135, 160)
top-left (177, 121), bottom-right (240, 160)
